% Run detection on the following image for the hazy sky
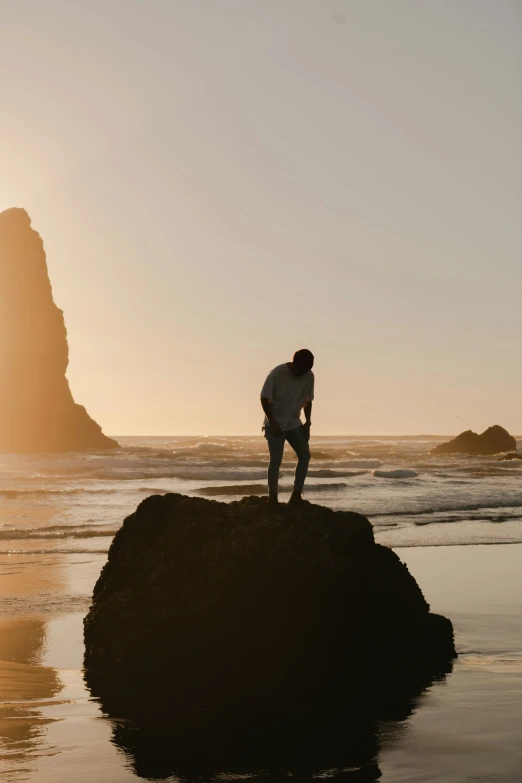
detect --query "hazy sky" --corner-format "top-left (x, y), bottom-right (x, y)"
top-left (1, 0), bottom-right (521, 435)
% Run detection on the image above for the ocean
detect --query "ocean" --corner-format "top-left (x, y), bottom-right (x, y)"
top-left (1, 435), bottom-right (521, 561)
top-left (1, 435), bottom-right (521, 781)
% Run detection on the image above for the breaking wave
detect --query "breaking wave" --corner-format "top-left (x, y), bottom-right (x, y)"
top-left (413, 512), bottom-right (521, 526)
top-left (0, 549), bottom-right (109, 556)
top-left (0, 593), bottom-right (92, 616)
top-left (0, 524), bottom-right (118, 540)
top-left (371, 500), bottom-right (522, 520)
top-left (0, 487), bottom-right (120, 497)
top-left (331, 460), bottom-right (382, 469)
top-left (197, 482), bottom-right (349, 496)
top-left (373, 469), bottom-right (419, 479)
top-left (1, 435), bottom-right (520, 551)
top-left (306, 469), bottom-right (366, 478)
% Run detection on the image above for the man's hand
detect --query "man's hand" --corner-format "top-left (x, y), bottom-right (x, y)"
top-left (261, 397), bottom-right (283, 437)
top-left (303, 401), bottom-right (312, 441)
top-left (270, 420), bottom-right (283, 437)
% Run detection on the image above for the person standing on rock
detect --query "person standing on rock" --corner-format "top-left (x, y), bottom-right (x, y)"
top-left (260, 349), bottom-right (314, 505)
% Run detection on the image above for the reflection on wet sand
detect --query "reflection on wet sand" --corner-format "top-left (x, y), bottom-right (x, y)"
top-left (0, 551), bottom-right (67, 777)
top-left (0, 541), bottom-right (66, 600)
top-left (0, 550), bottom-right (106, 780)
top-left (87, 662), bottom-right (452, 782)
top-left (0, 618), bottom-right (47, 666)
top-left (0, 544), bottom-right (77, 780)
top-left (0, 618), bottom-right (62, 780)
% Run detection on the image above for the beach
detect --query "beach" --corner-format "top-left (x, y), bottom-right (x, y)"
top-left (2, 0), bottom-right (520, 778)
top-left (1, 436), bottom-right (521, 781)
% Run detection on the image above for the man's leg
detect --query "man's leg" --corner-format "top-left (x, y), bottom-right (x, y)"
top-left (284, 425), bottom-right (310, 502)
top-left (264, 425), bottom-right (285, 502)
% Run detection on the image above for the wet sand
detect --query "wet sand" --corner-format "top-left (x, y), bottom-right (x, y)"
top-left (0, 544), bottom-right (521, 781)
top-left (379, 545), bottom-right (522, 782)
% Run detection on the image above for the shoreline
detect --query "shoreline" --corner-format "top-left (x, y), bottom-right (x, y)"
top-left (1, 542), bottom-right (521, 781)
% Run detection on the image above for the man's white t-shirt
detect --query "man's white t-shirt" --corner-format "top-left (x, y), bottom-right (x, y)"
top-left (260, 363), bottom-right (314, 432)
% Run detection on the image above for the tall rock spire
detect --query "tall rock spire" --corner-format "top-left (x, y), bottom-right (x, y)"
top-left (0, 208), bottom-right (118, 452)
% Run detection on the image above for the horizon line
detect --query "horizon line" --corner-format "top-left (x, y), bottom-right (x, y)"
top-left (109, 433), bottom-right (522, 439)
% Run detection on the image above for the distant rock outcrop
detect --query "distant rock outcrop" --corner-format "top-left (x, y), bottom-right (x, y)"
top-left (84, 494), bottom-right (456, 708)
top-left (0, 208), bottom-right (118, 453)
top-left (431, 425), bottom-right (516, 456)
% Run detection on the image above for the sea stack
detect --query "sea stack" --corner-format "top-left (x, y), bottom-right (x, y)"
top-left (431, 425), bottom-right (517, 456)
top-left (0, 208), bottom-right (118, 452)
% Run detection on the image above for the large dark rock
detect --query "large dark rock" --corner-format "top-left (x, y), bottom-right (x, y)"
top-left (84, 494), bottom-right (456, 708)
top-left (0, 208), bottom-right (118, 452)
top-left (431, 425), bottom-right (516, 456)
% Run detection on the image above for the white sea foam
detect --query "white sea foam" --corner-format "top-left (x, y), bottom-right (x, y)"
top-left (1, 435), bottom-right (521, 551)
top-left (197, 482), bottom-right (348, 496)
top-left (306, 468), bottom-right (366, 478)
top-left (0, 548), bottom-right (108, 556)
top-left (373, 469), bottom-right (419, 479)
top-left (0, 487), bottom-right (120, 497)
top-left (0, 527), bottom-right (118, 539)
top-left (327, 459), bottom-right (382, 469)
top-left (0, 592), bottom-right (91, 616)
top-left (371, 500), bottom-right (522, 520)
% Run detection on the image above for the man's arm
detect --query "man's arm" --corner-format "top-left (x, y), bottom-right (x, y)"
top-left (302, 401), bottom-right (312, 441)
top-left (261, 397), bottom-right (283, 436)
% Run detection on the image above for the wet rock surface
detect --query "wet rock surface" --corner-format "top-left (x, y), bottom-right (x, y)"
top-left (431, 425), bottom-right (516, 456)
top-left (84, 494), bottom-right (456, 707)
top-left (0, 208), bottom-right (118, 452)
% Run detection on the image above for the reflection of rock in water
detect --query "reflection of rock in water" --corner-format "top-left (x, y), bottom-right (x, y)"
top-left (0, 207), bottom-right (118, 453)
top-left (87, 662), bottom-right (452, 781)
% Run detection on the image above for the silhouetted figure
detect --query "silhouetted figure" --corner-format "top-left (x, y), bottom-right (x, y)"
top-left (260, 349), bottom-right (314, 505)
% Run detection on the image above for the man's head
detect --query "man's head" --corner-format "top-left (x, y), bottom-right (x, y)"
top-left (291, 348), bottom-right (314, 377)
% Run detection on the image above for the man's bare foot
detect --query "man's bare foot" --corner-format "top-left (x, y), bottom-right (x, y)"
top-left (288, 491), bottom-right (304, 505)
top-left (267, 495), bottom-right (279, 508)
